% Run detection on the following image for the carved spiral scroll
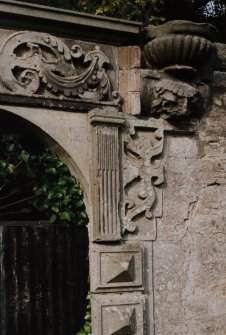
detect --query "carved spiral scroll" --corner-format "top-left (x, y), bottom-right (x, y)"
top-left (0, 31), bottom-right (118, 101)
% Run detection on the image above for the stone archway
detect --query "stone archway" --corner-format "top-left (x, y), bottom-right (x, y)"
top-left (0, 109), bottom-right (89, 335)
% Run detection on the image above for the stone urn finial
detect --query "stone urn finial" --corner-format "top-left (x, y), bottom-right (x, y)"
top-left (143, 20), bottom-right (218, 74)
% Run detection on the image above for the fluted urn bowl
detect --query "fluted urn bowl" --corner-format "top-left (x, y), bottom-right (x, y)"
top-left (144, 20), bottom-right (218, 72)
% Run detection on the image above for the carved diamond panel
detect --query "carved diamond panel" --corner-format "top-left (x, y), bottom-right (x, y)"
top-left (91, 244), bottom-right (143, 291)
top-left (92, 294), bottom-right (144, 335)
top-left (106, 254), bottom-right (135, 284)
top-left (103, 305), bottom-right (137, 335)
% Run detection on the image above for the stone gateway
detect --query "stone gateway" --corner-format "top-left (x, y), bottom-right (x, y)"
top-left (0, 2), bottom-right (225, 334)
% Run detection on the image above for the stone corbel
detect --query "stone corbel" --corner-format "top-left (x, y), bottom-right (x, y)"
top-left (89, 108), bottom-right (125, 242)
top-left (141, 20), bottom-right (218, 120)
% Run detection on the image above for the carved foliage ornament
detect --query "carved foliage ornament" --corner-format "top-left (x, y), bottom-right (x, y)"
top-left (0, 31), bottom-right (119, 101)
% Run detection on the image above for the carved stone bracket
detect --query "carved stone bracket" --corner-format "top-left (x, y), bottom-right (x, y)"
top-left (90, 108), bottom-right (125, 242)
top-left (122, 118), bottom-right (165, 241)
top-left (0, 31), bottom-right (120, 102)
top-left (141, 20), bottom-right (218, 120)
top-left (141, 72), bottom-right (209, 119)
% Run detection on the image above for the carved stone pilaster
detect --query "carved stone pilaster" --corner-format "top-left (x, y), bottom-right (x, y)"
top-left (90, 109), bottom-right (125, 241)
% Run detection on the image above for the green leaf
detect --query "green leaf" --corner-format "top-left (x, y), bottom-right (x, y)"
top-left (50, 214), bottom-right (57, 223)
top-left (51, 206), bottom-right (59, 213)
top-left (75, 200), bottom-right (84, 209)
top-left (6, 143), bottom-right (15, 152)
top-left (59, 211), bottom-right (72, 221)
top-left (45, 167), bottom-right (56, 174)
top-left (19, 150), bottom-right (30, 161)
top-left (55, 192), bottom-right (63, 199)
top-left (47, 191), bottom-right (54, 200)
top-left (58, 179), bottom-right (67, 186)
top-left (7, 164), bottom-right (15, 174)
top-left (0, 160), bottom-right (6, 168)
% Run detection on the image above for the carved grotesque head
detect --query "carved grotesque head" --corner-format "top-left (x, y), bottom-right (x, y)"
top-left (150, 79), bottom-right (203, 119)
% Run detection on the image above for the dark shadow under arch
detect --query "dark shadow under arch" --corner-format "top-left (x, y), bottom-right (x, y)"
top-left (0, 109), bottom-right (89, 335)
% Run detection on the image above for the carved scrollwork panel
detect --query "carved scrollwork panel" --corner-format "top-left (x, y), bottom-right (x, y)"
top-left (0, 31), bottom-right (119, 102)
top-left (122, 120), bottom-right (165, 240)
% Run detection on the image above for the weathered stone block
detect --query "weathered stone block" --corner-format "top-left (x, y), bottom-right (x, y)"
top-left (119, 69), bottom-right (141, 115)
top-left (167, 137), bottom-right (199, 158)
top-left (119, 46), bottom-right (141, 69)
top-left (216, 43), bottom-right (226, 71)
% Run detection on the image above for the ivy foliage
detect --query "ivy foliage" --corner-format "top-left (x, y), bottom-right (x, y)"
top-left (93, 0), bottom-right (165, 25)
top-left (25, 0), bottom-right (165, 25)
top-left (76, 292), bottom-right (92, 335)
top-left (0, 132), bottom-right (88, 226)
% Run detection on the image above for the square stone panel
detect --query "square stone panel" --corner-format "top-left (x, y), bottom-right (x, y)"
top-left (91, 244), bottom-right (143, 291)
top-left (92, 293), bottom-right (144, 335)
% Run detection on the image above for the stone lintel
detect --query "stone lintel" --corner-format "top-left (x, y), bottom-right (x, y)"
top-left (0, 94), bottom-right (120, 113)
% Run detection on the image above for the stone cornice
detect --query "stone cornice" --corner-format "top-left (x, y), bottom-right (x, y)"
top-left (0, 0), bottom-right (141, 45)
